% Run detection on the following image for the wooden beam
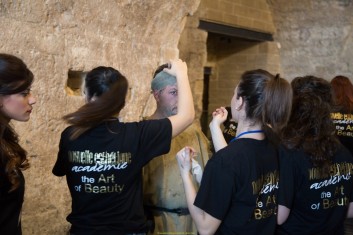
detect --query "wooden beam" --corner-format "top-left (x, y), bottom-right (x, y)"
top-left (198, 20), bottom-right (273, 42)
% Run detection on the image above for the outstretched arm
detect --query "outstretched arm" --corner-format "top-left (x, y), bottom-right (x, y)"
top-left (176, 147), bottom-right (221, 235)
top-left (165, 59), bottom-right (195, 137)
top-left (209, 107), bottom-right (228, 152)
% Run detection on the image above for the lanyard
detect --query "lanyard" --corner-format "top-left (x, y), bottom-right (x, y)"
top-left (230, 130), bottom-right (264, 143)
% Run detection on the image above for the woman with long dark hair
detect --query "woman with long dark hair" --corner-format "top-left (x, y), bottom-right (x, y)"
top-left (52, 59), bottom-right (194, 235)
top-left (0, 53), bottom-right (36, 235)
top-left (176, 69), bottom-right (293, 235)
top-left (277, 76), bottom-right (353, 235)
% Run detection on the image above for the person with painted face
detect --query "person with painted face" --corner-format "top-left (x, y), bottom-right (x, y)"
top-left (143, 64), bottom-right (210, 235)
top-left (53, 59), bottom-right (194, 235)
top-left (0, 53), bottom-right (36, 235)
top-left (176, 69), bottom-right (292, 235)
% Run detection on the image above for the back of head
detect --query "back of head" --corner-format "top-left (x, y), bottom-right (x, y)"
top-left (0, 53), bottom-right (32, 191)
top-left (0, 53), bottom-right (33, 96)
top-left (151, 63), bottom-right (176, 92)
top-left (291, 75), bottom-right (332, 103)
top-left (237, 69), bottom-right (292, 134)
top-left (64, 66), bottom-right (128, 139)
top-left (84, 66), bottom-right (127, 101)
top-left (331, 75), bottom-right (353, 113)
top-left (282, 76), bottom-right (339, 169)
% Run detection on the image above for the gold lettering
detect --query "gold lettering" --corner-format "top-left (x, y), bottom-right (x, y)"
top-left (251, 170), bottom-right (279, 195)
top-left (266, 195), bottom-right (276, 207)
top-left (331, 112), bottom-right (343, 120)
top-left (309, 162), bottom-right (353, 180)
top-left (254, 209), bottom-right (262, 219)
top-left (322, 197), bottom-right (349, 209)
top-left (253, 207), bottom-right (277, 220)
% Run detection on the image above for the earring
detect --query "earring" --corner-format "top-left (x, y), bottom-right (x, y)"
top-left (235, 107), bottom-right (240, 110)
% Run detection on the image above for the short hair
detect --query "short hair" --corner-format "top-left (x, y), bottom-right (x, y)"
top-left (151, 64), bottom-right (176, 91)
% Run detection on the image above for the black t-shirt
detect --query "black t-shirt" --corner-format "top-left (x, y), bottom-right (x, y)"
top-left (0, 167), bottom-right (24, 235)
top-left (331, 112), bottom-right (353, 155)
top-left (277, 145), bottom-right (353, 235)
top-left (195, 138), bottom-right (279, 235)
top-left (52, 118), bottom-right (172, 235)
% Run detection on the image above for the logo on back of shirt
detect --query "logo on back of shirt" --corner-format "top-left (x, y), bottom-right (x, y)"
top-left (331, 112), bottom-right (353, 137)
top-left (308, 162), bottom-right (353, 210)
top-left (252, 170), bottom-right (279, 220)
top-left (68, 150), bottom-right (132, 194)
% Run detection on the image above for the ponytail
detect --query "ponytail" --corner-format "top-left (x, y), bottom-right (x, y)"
top-left (63, 66), bottom-right (128, 139)
top-left (262, 73), bottom-right (292, 134)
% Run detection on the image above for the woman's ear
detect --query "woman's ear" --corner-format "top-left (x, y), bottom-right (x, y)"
top-left (237, 96), bottom-right (244, 110)
top-left (152, 90), bottom-right (160, 102)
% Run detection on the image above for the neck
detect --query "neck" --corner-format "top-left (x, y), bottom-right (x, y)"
top-left (149, 109), bottom-right (167, 120)
top-left (235, 121), bottom-right (264, 140)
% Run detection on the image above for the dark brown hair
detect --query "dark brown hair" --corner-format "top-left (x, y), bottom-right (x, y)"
top-left (153, 63), bottom-right (169, 78)
top-left (331, 75), bottom-right (353, 113)
top-left (237, 69), bottom-right (292, 135)
top-left (0, 53), bottom-right (33, 192)
top-left (281, 76), bottom-right (339, 170)
top-left (63, 66), bottom-right (128, 139)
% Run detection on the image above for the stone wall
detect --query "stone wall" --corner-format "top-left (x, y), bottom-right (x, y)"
top-left (0, 1), bottom-right (200, 234)
top-left (199, 0), bottom-right (276, 33)
top-left (268, 0), bottom-right (353, 82)
top-left (178, 12), bottom-right (208, 122)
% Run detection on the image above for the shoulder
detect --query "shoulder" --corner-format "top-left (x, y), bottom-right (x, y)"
top-left (278, 144), bottom-right (308, 166)
top-left (121, 119), bottom-right (172, 143)
top-left (279, 144), bottom-right (296, 157)
top-left (334, 144), bottom-right (353, 162)
top-left (210, 144), bottom-right (240, 165)
top-left (117, 118), bottom-right (170, 127)
top-left (60, 125), bottom-right (74, 139)
top-left (126, 118), bottom-right (171, 129)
